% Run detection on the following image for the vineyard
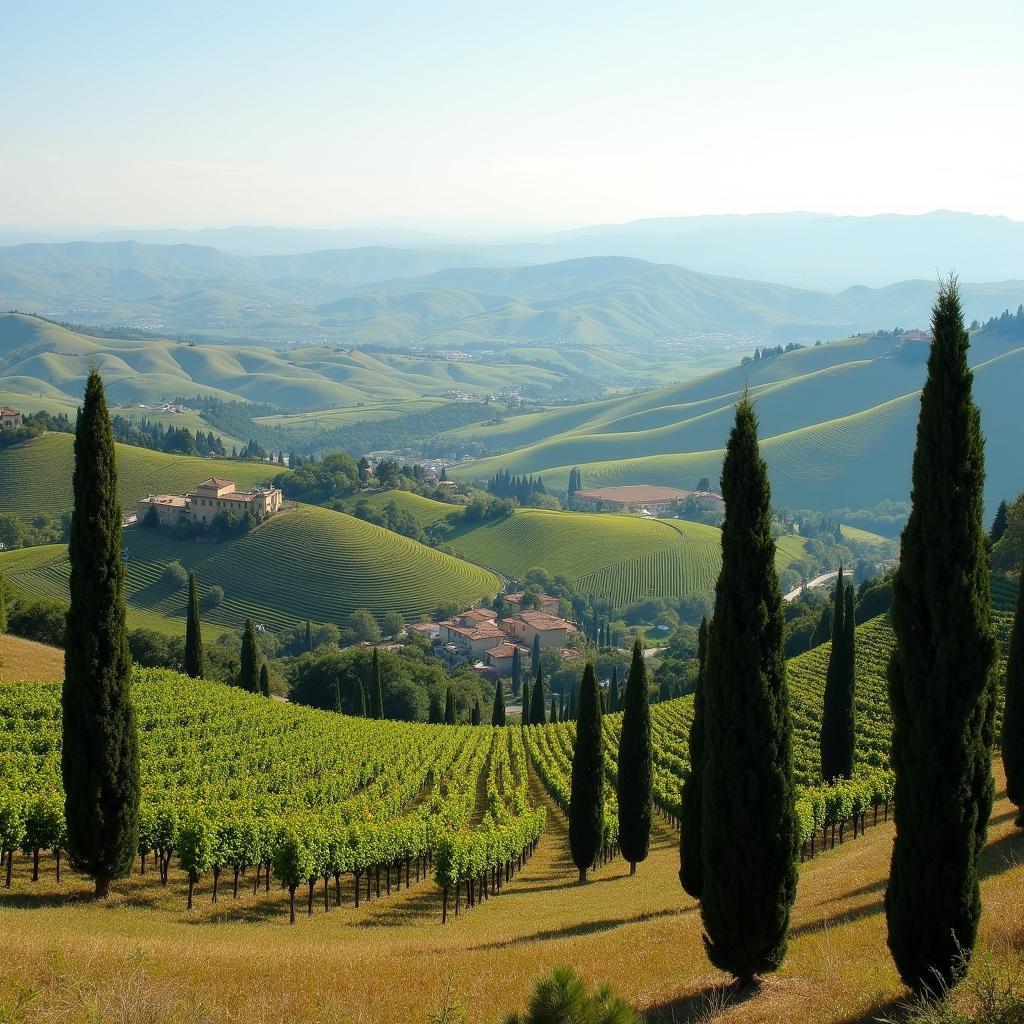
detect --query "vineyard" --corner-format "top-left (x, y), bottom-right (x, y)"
top-left (0, 608), bottom-right (1013, 925)
top-left (0, 504), bottom-right (501, 632)
top-left (0, 432), bottom-right (278, 523)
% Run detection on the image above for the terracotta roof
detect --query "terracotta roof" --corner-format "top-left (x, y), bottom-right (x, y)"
top-left (0, 407), bottom-right (20, 416)
top-left (196, 477), bottom-right (236, 488)
top-left (442, 621), bottom-right (507, 641)
top-left (485, 641), bottom-right (531, 659)
top-left (510, 610), bottom-right (575, 631)
top-left (143, 494), bottom-right (187, 507)
top-left (461, 608), bottom-right (498, 623)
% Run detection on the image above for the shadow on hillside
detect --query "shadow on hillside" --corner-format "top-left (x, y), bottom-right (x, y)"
top-left (832, 996), bottom-right (911, 1024)
top-left (979, 826), bottom-right (1024, 880)
top-left (790, 895), bottom-right (884, 941)
top-left (355, 883), bottom-right (443, 928)
top-left (473, 905), bottom-right (694, 951)
top-left (0, 888), bottom-right (99, 910)
top-left (643, 980), bottom-right (759, 1023)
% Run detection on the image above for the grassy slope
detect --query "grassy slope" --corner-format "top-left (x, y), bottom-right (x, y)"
top-left (0, 504), bottom-right (501, 633)
top-left (0, 433), bottom-right (279, 523)
top-left (344, 492), bottom-right (806, 605)
top-left (0, 633), bottom-right (63, 682)
top-left (455, 337), bottom-right (1024, 511)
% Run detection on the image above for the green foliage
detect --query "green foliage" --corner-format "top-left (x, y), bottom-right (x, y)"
top-left (501, 965), bottom-right (642, 1024)
top-left (569, 662), bottom-right (604, 882)
top-left (239, 619), bottom-right (261, 693)
top-left (821, 568), bottom-right (856, 782)
top-left (259, 663), bottom-right (270, 698)
top-left (700, 398), bottom-right (798, 983)
top-left (617, 640), bottom-right (652, 871)
top-left (369, 648), bottom-right (384, 719)
top-left (444, 687), bottom-right (455, 725)
top-left (184, 572), bottom-right (203, 679)
top-left (886, 278), bottom-right (998, 993)
top-left (679, 614), bottom-right (707, 899)
top-left (61, 367), bottom-right (140, 897)
top-left (492, 681), bottom-right (506, 726)
top-left (1002, 579), bottom-right (1024, 825)
top-left (530, 665), bottom-right (546, 726)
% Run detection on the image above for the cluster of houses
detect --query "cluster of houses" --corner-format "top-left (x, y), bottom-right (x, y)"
top-left (136, 476), bottom-right (284, 528)
top-left (410, 591), bottom-right (578, 681)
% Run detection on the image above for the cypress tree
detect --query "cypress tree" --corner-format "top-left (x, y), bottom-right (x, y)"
top-left (809, 604), bottom-right (833, 650)
top-left (512, 646), bottom-right (522, 695)
top-left (608, 665), bottom-right (619, 713)
top-left (259, 663), bottom-right (270, 698)
top-left (679, 614), bottom-right (709, 899)
top-left (61, 367), bottom-right (140, 899)
top-left (369, 648), bottom-right (384, 719)
top-left (820, 568), bottom-right (856, 782)
top-left (356, 677), bottom-right (367, 717)
top-left (617, 639), bottom-right (652, 875)
top-left (521, 674), bottom-right (530, 727)
top-left (569, 662), bottom-right (604, 883)
top-left (492, 682), bottom-right (506, 726)
top-left (531, 634), bottom-right (541, 676)
top-left (332, 679), bottom-right (343, 714)
top-left (444, 687), bottom-right (456, 725)
top-left (1003, 579), bottom-right (1024, 826)
top-left (700, 397), bottom-right (798, 986)
top-left (530, 665), bottom-right (546, 725)
top-left (886, 277), bottom-right (997, 994)
top-left (427, 692), bottom-right (442, 724)
top-left (239, 619), bottom-right (261, 693)
top-left (184, 572), bottom-right (204, 679)
top-left (550, 695), bottom-right (558, 723)
top-left (471, 699), bottom-right (481, 726)
top-left (305, 619), bottom-right (313, 652)
top-left (991, 500), bottom-right (1009, 544)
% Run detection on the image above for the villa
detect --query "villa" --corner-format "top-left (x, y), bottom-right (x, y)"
top-left (137, 476), bottom-right (283, 528)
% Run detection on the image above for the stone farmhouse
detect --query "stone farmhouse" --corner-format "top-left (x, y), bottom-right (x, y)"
top-left (505, 591), bottom-right (561, 615)
top-left (137, 476), bottom-right (283, 528)
top-left (0, 407), bottom-right (24, 429)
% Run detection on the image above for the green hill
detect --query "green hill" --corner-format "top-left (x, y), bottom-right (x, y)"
top-left (0, 503), bottom-right (500, 633)
top-left (0, 433), bottom-right (280, 524)
top-left (455, 330), bottom-right (1024, 511)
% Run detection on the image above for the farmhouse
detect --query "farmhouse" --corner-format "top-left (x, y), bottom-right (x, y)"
top-left (484, 640), bottom-right (531, 675)
top-left (0, 407), bottom-right (23, 429)
top-left (438, 610), bottom-right (507, 658)
top-left (574, 484), bottom-right (723, 514)
top-left (505, 591), bottom-right (561, 615)
top-left (500, 610), bottom-right (576, 650)
top-left (137, 476), bottom-right (283, 528)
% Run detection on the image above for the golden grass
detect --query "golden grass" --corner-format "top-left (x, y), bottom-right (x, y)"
top-left (0, 633), bottom-right (63, 683)
top-left (1, 767), bottom-right (1023, 1024)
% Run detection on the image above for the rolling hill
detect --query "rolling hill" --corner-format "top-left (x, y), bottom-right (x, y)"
top-left (455, 326), bottom-right (1024, 511)
top-left (4, 240), bottom-right (1024, 345)
top-left (0, 503), bottom-right (501, 633)
top-left (0, 432), bottom-right (280, 524)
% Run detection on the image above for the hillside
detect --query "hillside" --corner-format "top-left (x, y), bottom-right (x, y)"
top-left (0, 503), bottom-right (501, 632)
top-left (0, 432), bottom-right (279, 523)
top-left (456, 328), bottom-right (1024, 510)
top-left (347, 491), bottom-right (806, 606)
top-left (4, 241), bottom-right (1024, 344)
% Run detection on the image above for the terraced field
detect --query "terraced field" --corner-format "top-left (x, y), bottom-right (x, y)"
top-left (0, 504), bottom-right (501, 633)
top-left (0, 433), bottom-right (280, 523)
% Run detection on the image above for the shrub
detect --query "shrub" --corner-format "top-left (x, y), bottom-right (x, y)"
top-left (162, 560), bottom-right (189, 589)
top-left (202, 585), bottom-right (225, 610)
top-left (501, 966), bottom-right (641, 1024)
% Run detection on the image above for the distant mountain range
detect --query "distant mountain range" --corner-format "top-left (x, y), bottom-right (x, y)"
top-left (3, 210), bottom-right (1023, 288)
top-left (2, 239), bottom-right (1024, 347)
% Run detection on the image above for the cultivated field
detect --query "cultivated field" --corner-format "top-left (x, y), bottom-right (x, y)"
top-left (0, 504), bottom-right (501, 632)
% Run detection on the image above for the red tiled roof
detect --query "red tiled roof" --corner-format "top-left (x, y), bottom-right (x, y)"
top-left (196, 477), bottom-right (236, 488)
top-left (510, 611), bottom-right (575, 631)
top-left (485, 641), bottom-right (531, 659)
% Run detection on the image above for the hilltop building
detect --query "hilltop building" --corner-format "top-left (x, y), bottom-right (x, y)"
top-left (574, 484), bottom-right (723, 514)
top-left (137, 476), bottom-right (283, 528)
top-left (505, 591), bottom-right (561, 616)
top-left (0, 407), bottom-right (24, 429)
top-left (500, 610), bottom-right (576, 650)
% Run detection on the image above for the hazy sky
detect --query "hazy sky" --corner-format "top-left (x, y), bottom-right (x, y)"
top-left (3, 0), bottom-right (1022, 227)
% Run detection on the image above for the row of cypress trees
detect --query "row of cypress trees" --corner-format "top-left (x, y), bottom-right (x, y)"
top-left (677, 279), bottom-right (1003, 996)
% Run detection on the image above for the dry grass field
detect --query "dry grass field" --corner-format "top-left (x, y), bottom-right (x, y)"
top-left (1, 765), bottom-right (1023, 1024)
top-left (0, 634), bottom-right (63, 683)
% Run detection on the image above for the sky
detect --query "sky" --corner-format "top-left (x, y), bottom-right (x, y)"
top-left (3, 0), bottom-right (1023, 228)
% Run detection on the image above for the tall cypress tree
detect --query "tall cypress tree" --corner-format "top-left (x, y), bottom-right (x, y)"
top-left (531, 634), bottom-right (541, 676)
top-left (239, 619), bottom-right (261, 693)
top-left (521, 674), bottom-right (531, 727)
top-left (1003, 579), bottom-right (1024, 827)
top-left (472, 699), bottom-right (481, 726)
top-left (259, 663), bottom-right (270, 698)
top-left (569, 662), bottom-right (604, 883)
top-left (608, 665), bottom-right (619, 713)
top-left (369, 648), bottom-right (384, 719)
top-left (530, 665), bottom-right (546, 725)
top-left (679, 615), bottom-right (709, 899)
top-left (62, 367), bottom-right (140, 898)
top-left (444, 687), bottom-right (456, 725)
top-left (990, 500), bottom-right (1009, 544)
top-left (886, 278), bottom-right (997, 994)
top-left (617, 639), bottom-right (652, 875)
top-left (700, 397), bottom-right (798, 986)
top-left (184, 572), bottom-right (204, 679)
top-left (427, 692), bottom-right (442, 724)
top-left (550, 694), bottom-right (558, 723)
top-left (356, 677), bottom-right (367, 717)
top-left (820, 567), bottom-right (856, 782)
top-left (492, 682), bottom-right (506, 726)
top-left (512, 646), bottom-right (522, 695)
